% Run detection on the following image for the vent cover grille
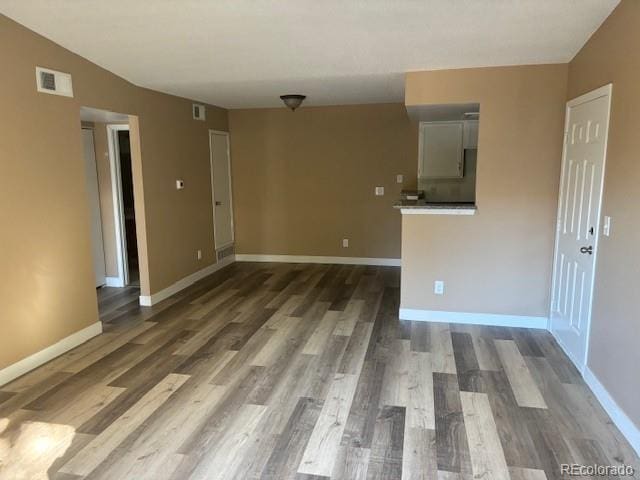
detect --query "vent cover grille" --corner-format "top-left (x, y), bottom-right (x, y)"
top-left (35, 67), bottom-right (73, 97)
top-left (193, 103), bottom-right (206, 121)
top-left (40, 71), bottom-right (56, 90)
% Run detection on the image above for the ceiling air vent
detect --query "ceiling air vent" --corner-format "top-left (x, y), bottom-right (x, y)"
top-left (35, 67), bottom-right (73, 97)
top-left (193, 103), bottom-right (206, 121)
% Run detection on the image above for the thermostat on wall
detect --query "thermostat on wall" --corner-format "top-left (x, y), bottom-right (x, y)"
top-left (176, 179), bottom-right (185, 190)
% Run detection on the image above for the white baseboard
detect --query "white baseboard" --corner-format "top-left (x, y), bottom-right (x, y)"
top-left (139, 255), bottom-right (235, 307)
top-left (402, 307), bottom-right (639, 455)
top-left (0, 322), bottom-right (103, 388)
top-left (583, 366), bottom-right (640, 456)
top-left (398, 308), bottom-right (548, 329)
top-left (551, 327), bottom-right (640, 457)
top-left (105, 276), bottom-right (123, 287)
top-left (235, 254), bottom-right (401, 267)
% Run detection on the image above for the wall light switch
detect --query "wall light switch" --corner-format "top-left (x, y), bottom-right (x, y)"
top-left (197, 249), bottom-right (202, 260)
top-left (396, 174), bottom-right (404, 184)
top-left (603, 216), bottom-right (612, 236)
top-left (176, 179), bottom-right (185, 190)
top-left (342, 238), bottom-right (349, 248)
top-left (434, 280), bottom-right (444, 295)
top-left (375, 186), bottom-right (384, 196)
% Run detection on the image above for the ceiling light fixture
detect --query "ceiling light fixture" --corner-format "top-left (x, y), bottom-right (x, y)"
top-left (280, 94), bottom-right (306, 111)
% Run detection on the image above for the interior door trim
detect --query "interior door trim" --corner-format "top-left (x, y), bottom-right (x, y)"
top-left (107, 124), bottom-right (131, 287)
top-left (209, 129), bottom-right (235, 250)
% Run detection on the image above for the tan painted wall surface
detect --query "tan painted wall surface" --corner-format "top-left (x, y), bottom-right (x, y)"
top-left (401, 65), bottom-right (568, 317)
top-left (229, 104), bottom-right (418, 259)
top-left (0, 15), bottom-right (227, 371)
top-left (567, 0), bottom-right (640, 426)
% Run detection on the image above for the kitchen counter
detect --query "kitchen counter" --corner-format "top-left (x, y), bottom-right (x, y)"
top-left (394, 199), bottom-right (477, 215)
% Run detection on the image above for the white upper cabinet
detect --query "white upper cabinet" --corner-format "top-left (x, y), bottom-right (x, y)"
top-left (463, 120), bottom-right (479, 149)
top-left (419, 121), bottom-right (464, 179)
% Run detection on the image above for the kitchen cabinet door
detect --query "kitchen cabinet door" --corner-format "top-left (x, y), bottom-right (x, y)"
top-left (419, 121), bottom-right (464, 179)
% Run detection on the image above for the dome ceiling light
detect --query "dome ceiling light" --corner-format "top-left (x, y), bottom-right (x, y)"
top-left (280, 94), bottom-right (306, 111)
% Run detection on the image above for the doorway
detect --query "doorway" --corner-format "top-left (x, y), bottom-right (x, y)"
top-left (110, 127), bottom-right (139, 286)
top-left (80, 106), bottom-right (147, 322)
top-left (104, 124), bottom-right (139, 288)
top-left (209, 130), bottom-right (234, 251)
top-left (550, 84), bottom-right (612, 371)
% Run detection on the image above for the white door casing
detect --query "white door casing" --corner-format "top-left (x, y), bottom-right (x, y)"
top-left (106, 124), bottom-right (131, 287)
top-left (209, 130), bottom-right (234, 250)
top-left (81, 128), bottom-right (106, 287)
top-left (550, 84), bottom-right (612, 371)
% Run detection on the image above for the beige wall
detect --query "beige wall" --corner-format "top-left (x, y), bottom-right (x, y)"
top-left (229, 104), bottom-right (418, 259)
top-left (567, 0), bottom-right (640, 427)
top-left (0, 15), bottom-right (227, 371)
top-left (401, 65), bottom-right (568, 317)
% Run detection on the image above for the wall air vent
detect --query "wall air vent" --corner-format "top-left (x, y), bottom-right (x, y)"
top-left (35, 67), bottom-right (73, 97)
top-left (193, 103), bottom-right (206, 121)
top-left (40, 71), bottom-right (56, 90)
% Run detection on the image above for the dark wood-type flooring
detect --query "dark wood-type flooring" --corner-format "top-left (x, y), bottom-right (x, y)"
top-left (97, 285), bottom-right (141, 324)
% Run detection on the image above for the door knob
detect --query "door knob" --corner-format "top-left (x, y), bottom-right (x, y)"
top-left (580, 246), bottom-right (593, 255)
top-left (215, 201), bottom-right (222, 206)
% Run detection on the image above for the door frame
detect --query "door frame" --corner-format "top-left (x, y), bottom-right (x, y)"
top-left (549, 83), bottom-right (612, 373)
top-left (81, 127), bottom-right (107, 287)
top-left (107, 124), bottom-right (131, 287)
top-left (208, 129), bottom-right (235, 250)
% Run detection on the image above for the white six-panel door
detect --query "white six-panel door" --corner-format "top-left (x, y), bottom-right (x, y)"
top-left (550, 84), bottom-right (612, 369)
top-left (209, 131), bottom-right (234, 250)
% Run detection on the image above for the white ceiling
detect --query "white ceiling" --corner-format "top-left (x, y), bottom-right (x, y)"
top-left (1, 0), bottom-right (619, 109)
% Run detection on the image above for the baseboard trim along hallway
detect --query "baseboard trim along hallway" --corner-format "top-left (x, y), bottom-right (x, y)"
top-left (235, 254), bottom-right (401, 266)
top-left (0, 321), bottom-right (103, 387)
top-left (139, 255), bottom-right (235, 306)
top-left (399, 308), bottom-right (549, 329)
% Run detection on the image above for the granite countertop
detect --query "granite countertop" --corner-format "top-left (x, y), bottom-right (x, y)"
top-left (393, 199), bottom-right (477, 214)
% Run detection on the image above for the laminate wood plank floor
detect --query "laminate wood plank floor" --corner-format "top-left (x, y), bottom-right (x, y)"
top-left (1, 262), bottom-right (638, 479)
top-left (96, 286), bottom-right (141, 324)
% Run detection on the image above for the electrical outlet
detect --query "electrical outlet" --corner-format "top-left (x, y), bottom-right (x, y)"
top-left (342, 238), bottom-right (349, 248)
top-left (197, 249), bottom-right (202, 260)
top-left (375, 186), bottom-right (384, 196)
top-left (176, 179), bottom-right (185, 190)
top-left (434, 280), bottom-right (444, 295)
top-left (396, 174), bottom-right (404, 184)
